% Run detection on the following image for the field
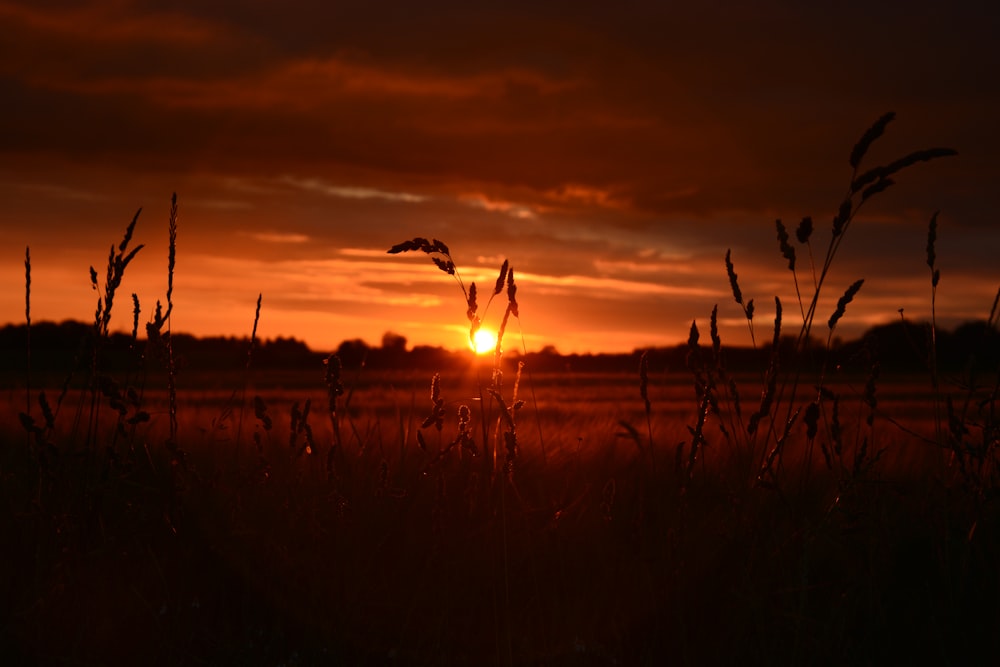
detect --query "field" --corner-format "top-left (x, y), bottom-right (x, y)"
top-left (3, 361), bottom-right (998, 665)
top-left (2, 116), bottom-right (999, 664)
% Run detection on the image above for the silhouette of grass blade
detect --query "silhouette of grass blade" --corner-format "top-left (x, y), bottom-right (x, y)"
top-left (119, 207), bottom-right (141, 252)
top-left (850, 111), bottom-right (895, 169)
top-left (926, 211), bottom-right (939, 270)
top-left (639, 350), bottom-right (650, 413)
top-left (467, 283), bottom-right (478, 321)
top-left (829, 279), bottom-right (865, 329)
top-left (431, 257), bottom-right (455, 275)
top-left (506, 267), bottom-right (518, 316)
top-left (832, 199), bottom-right (852, 237)
top-left (710, 305), bottom-right (721, 357)
top-left (776, 220), bottom-right (795, 270)
top-left (796, 216), bottom-right (813, 244)
top-left (927, 212), bottom-right (942, 288)
top-left (852, 148), bottom-right (958, 193)
top-left (725, 249), bottom-right (743, 305)
top-left (24, 247), bottom-right (30, 327)
top-left (771, 296), bottom-right (782, 349)
top-left (167, 193), bottom-right (177, 307)
top-left (494, 259), bottom-right (509, 295)
top-left (861, 177), bottom-right (894, 202)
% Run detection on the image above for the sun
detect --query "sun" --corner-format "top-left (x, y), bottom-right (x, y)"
top-left (471, 327), bottom-right (498, 355)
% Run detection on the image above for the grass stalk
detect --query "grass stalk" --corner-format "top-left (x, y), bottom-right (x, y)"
top-left (235, 293), bottom-right (263, 465)
top-left (24, 246), bottom-right (31, 423)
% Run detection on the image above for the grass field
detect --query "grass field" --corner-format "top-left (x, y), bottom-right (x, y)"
top-left (3, 363), bottom-right (997, 665)
top-left (2, 115), bottom-right (999, 665)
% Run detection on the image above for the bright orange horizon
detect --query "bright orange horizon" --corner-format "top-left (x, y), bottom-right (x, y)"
top-left (2, 1), bottom-right (998, 355)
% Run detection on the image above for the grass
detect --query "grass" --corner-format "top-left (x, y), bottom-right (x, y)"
top-left (2, 115), bottom-right (1000, 665)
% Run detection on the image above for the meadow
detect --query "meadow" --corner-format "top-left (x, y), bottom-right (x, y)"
top-left (2, 115), bottom-right (999, 665)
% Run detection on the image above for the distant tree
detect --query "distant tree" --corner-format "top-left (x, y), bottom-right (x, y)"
top-left (409, 345), bottom-right (453, 369)
top-left (378, 331), bottom-right (408, 368)
top-left (381, 331), bottom-right (408, 353)
top-left (336, 338), bottom-right (370, 369)
top-left (258, 336), bottom-right (316, 367)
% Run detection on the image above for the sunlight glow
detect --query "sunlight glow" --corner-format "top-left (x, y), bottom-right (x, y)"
top-left (471, 327), bottom-right (498, 354)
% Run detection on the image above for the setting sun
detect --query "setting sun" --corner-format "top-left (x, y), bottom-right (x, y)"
top-left (471, 327), bottom-right (498, 354)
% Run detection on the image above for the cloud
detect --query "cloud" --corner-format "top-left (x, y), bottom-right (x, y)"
top-left (0, 180), bottom-right (106, 202)
top-left (0, 1), bottom-right (226, 47)
top-left (247, 232), bottom-right (310, 244)
top-left (518, 270), bottom-right (721, 300)
top-left (279, 176), bottom-right (428, 203)
top-left (460, 193), bottom-right (536, 219)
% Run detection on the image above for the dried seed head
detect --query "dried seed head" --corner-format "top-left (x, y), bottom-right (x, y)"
top-left (832, 199), bottom-right (852, 237)
top-left (120, 207), bottom-right (141, 253)
top-left (431, 257), bottom-right (455, 275)
top-left (804, 401), bottom-right (820, 440)
top-left (828, 279), bottom-right (865, 330)
top-left (423, 373), bottom-right (446, 431)
top-left (494, 259), bottom-right (509, 295)
top-left (687, 320), bottom-right (700, 348)
top-left (796, 216), bottom-right (814, 244)
top-left (466, 282), bottom-right (478, 321)
top-left (850, 111), bottom-right (896, 169)
top-left (776, 219), bottom-right (795, 271)
top-left (430, 372), bottom-right (441, 403)
top-left (506, 267), bottom-right (518, 316)
top-left (725, 249), bottom-right (743, 305)
top-left (861, 177), bottom-right (894, 202)
top-left (852, 147), bottom-right (958, 194)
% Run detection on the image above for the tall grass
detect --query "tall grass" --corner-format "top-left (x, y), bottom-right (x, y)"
top-left (681, 112), bottom-right (961, 497)
top-left (3, 116), bottom-right (999, 666)
top-left (387, 238), bottom-right (528, 664)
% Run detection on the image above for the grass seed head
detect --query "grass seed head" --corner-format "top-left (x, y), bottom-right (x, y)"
top-left (796, 216), bottom-right (814, 244)
top-left (850, 111), bottom-right (896, 169)
top-left (467, 282), bottom-right (478, 321)
top-left (494, 259), bottom-right (509, 295)
top-left (829, 279), bottom-right (865, 330)
top-left (710, 304), bottom-right (722, 358)
top-left (506, 267), bottom-right (518, 316)
top-left (725, 249), bottom-right (743, 305)
top-left (776, 219), bottom-right (796, 271)
top-left (832, 199), bottom-right (852, 237)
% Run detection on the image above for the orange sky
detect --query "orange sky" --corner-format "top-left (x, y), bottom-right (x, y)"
top-left (2, 1), bottom-right (998, 354)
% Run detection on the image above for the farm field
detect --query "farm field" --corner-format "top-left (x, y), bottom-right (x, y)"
top-left (3, 361), bottom-right (997, 665)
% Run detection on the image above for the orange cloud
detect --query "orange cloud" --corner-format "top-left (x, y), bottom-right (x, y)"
top-left (460, 193), bottom-right (536, 219)
top-left (0, 1), bottom-right (225, 46)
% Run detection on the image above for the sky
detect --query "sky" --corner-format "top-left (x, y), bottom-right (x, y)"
top-left (2, 0), bottom-right (998, 354)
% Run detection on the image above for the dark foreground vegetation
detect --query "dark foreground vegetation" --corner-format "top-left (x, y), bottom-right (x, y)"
top-left (3, 116), bottom-right (1000, 665)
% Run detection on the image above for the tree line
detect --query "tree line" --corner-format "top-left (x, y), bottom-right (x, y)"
top-left (1, 318), bottom-right (996, 379)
